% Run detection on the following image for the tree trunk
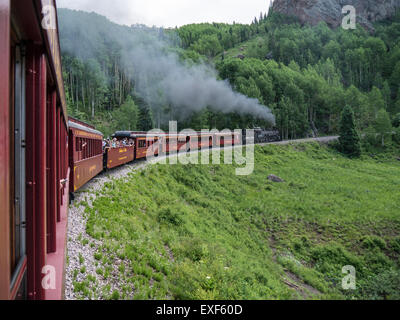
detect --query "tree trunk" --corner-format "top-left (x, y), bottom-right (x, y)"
top-left (76, 76), bottom-right (79, 111)
top-left (70, 71), bottom-right (74, 105)
top-left (92, 89), bottom-right (95, 119)
top-left (82, 81), bottom-right (86, 111)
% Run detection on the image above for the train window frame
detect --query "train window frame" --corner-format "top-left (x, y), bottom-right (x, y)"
top-left (138, 140), bottom-right (146, 148)
top-left (90, 139), bottom-right (93, 158)
top-left (10, 39), bottom-right (27, 290)
top-left (76, 137), bottom-right (81, 152)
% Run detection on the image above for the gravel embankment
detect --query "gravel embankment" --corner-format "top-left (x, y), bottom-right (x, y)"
top-left (65, 161), bottom-right (148, 300)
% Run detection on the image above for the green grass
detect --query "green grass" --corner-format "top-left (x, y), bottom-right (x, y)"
top-left (84, 143), bottom-right (400, 300)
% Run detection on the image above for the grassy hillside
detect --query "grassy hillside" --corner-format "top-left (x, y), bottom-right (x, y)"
top-left (74, 144), bottom-right (400, 300)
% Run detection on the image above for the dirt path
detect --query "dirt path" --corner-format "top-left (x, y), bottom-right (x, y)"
top-left (64, 136), bottom-right (338, 299)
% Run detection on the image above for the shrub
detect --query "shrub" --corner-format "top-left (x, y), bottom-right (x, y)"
top-left (389, 237), bottom-right (400, 253)
top-left (179, 238), bottom-right (208, 262)
top-left (111, 290), bottom-right (120, 300)
top-left (361, 269), bottom-right (400, 300)
top-left (158, 206), bottom-right (184, 226)
top-left (361, 236), bottom-right (387, 250)
top-left (311, 243), bottom-right (363, 274)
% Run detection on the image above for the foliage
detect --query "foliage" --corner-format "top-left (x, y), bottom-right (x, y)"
top-left (374, 109), bottom-right (393, 147)
top-left (59, 9), bottom-right (400, 148)
top-left (393, 113), bottom-right (400, 128)
top-left (110, 95), bottom-right (139, 132)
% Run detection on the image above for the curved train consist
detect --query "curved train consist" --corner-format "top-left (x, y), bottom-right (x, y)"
top-left (69, 122), bottom-right (244, 194)
top-left (69, 125), bottom-right (281, 195)
top-left (0, 1), bottom-right (280, 300)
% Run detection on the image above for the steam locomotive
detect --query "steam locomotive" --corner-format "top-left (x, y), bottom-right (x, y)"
top-left (242, 128), bottom-right (281, 145)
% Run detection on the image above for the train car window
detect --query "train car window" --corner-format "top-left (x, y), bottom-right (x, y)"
top-left (84, 139), bottom-right (88, 159)
top-left (139, 140), bottom-right (146, 148)
top-left (76, 137), bottom-right (81, 152)
top-left (81, 138), bottom-right (85, 159)
top-left (80, 138), bottom-right (84, 159)
top-left (10, 42), bottom-right (27, 287)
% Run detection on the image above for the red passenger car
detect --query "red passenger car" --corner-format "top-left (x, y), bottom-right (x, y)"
top-left (68, 118), bottom-right (104, 192)
top-left (105, 146), bottom-right (134, 169)
top-left (214, 131), bottom-right (241, 147)
top-left (113, 131), bottom-right (161, 160)
top-left (0, 0), bottom-right (70, 300)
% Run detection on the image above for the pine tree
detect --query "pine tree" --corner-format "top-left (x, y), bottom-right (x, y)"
top-left (339, 105), bottom-right (362, 157)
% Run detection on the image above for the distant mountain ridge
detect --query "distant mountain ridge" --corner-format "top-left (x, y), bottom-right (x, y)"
top-left (271, 0), bottom-right (400, 30)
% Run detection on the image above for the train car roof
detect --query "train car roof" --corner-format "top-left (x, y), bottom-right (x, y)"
top-left (113, 131), bottom-right (161, 138)
top-left (68, 121), bottom-right (104, 137)
top-left (11, 0), bottom-right (69, 128)
top-left (69, 117), bottom-right (97, 129)
top-left (113, 131), bottom-right (238, 138)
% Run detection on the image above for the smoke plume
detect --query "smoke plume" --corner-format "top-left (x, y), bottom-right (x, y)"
top-left (59, 9), bottom-right (275, 126)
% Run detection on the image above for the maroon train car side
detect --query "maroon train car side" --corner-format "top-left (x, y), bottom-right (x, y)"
top-left (0, 0), bottom-right (70, 300)
top-left (68, 118), bottom-right (104, 192)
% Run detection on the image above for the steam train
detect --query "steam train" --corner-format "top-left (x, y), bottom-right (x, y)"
top-left (69, 125), bottom-right (281, 197)
top-left (69, 121), bottom-right (244, 195)
top-left (0, 1), bottom-right (281, 300)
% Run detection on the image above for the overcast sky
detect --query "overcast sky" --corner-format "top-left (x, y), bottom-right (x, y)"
top-left (57, 0), bottom-right (273, 28)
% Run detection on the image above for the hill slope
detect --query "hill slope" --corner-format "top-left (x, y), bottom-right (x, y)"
top-left (69, 144), bottom-right (400, 300)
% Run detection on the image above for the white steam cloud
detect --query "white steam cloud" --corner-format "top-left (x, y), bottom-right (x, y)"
top-left (59, 9), bottom-right (275, 126)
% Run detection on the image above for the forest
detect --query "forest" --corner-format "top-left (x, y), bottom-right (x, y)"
top-left (58, 8), bottom-right (400, 153)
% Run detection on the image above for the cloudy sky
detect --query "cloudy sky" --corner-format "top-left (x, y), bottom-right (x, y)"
top-left (57, 0), bottom-right (273, 28)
